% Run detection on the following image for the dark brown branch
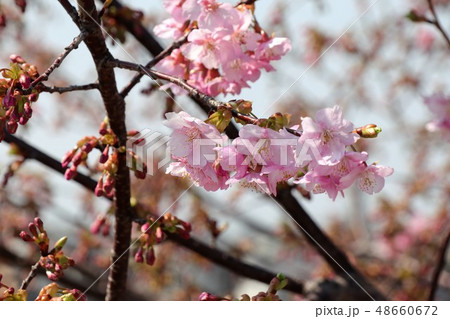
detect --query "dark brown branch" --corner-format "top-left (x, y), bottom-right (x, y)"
top-left (120, 32), bottom-right (190, 98)
top-left (274, 188), bottom-right (385, 300)
top-left (58, 0), bottom-right (82, 27)
top-left (67, 0), bottom-right (132, 300)
top-left (19, 260), bottom-right (40, 290)
top-left (39, 83), bottom-right (99, 94)
top-left (1, 131), bottom-right (304, 295)
top-left (426, 0), bottom-right (450, 49)
top-left (167, 232), bottom-right (304, 294)
top-left (29, 32), bottom-right (87, 89)
top-left (428, 229), bottom-right (450, 300)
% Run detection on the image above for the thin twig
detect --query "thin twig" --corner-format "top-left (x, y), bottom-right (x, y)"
top-left (19, 260), bottom-right (41, 290)
top-left (120, 32), bottom-right (190, 98)
top-left (39, 83), bottom-right (99, 94)
top-left (428, 229), bottom-right (450, 300)
top-left (29, 32), bottom-right (87, 89)
top-left (427, 0), bottom-right (450, 49)
top-left (58, 0), bottom-right (82, 27)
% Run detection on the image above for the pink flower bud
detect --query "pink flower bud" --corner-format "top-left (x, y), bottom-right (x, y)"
top-left (145, 247), bottom-right (155, 266)
top-left (19, 231), bottom-right (33, 242)
top-left (46, 271), bottom-right (59, 281)
top-left (34, 217), bottom-right (44, 232)
top-left (7, 121), bottom-right (18, 134)
top-left (61, 150), bottom-right (75, 168)
top-left (18, 116), bottom-right (29, 125)
top-left (28, 93), bottom-right (38, 102)
top-left (103, 174), bottom-right (115, 194)
top-left (28, 223), bottom-right (38, 237)
top-left (181, 221), bottom-right (192, 232)
top-left (99, 145), bottom-right (109, 164)
top-left (134, 247), bottom-right (144, 263)
top-left (72, 152), bottom-right (83, 166)
top-left (155, 227), bottom-right (164, 243)
top-left (95, 177), bottom-right (104, 197)
top-left (198, 292), bottom-right (221, 301)
top-left (102, 222), bottom-right (110, 237)
top-left (19, 74), bottom-right (31, 90)
top-left (81, 142), bottom-right (93, 153)
top-left (99, 121), bottom-right (108, 135)
top-left (140, 222), bottom-right (150, 233)
top-left (23, 102), bottom-right (32, 118)
top-left (64, 166), bottom-right (77, 180)
top-left (90, 217), bottom-right (105, 234)
top-left (2, 94), bottom-right (15, 107)
top-left (10, 55), bottom-right (25, 64)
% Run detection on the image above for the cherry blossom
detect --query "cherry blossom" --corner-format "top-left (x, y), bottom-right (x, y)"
top-left (424, 92), bottom-right (450, 133)
top-left (154, 0), bottom-right (291, 96)
top-left (297, 105), bottom-right (359, 165)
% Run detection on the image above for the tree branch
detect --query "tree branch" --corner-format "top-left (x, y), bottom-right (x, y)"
top-left (61, 0), bottom-right (133, 300)
top-left (19, 260), bottom-right (40, 290)
top-left (274, 188), bottom-right (385, 300)
top-left (39, 83), bottom-right (99, 94)
top-left (428, 229), bottom-right (450, 300)
top-left (120, 32), bottom-right (190, 98)
top-left (29, 32), bottom-right (87, 89)
top-left (426, 0), bottom-right (450, 49)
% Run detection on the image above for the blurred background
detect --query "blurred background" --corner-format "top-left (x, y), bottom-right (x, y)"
top-left (0, 0), bottom-right (449, 300)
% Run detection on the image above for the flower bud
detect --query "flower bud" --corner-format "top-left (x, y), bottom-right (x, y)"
top-left (90, 217), bottom-right (105, 234)
top-left (19, 231), bottom-right (33, 242)
top-left (94, 177), bottom-right (104, 197)
top-left (18, 116), bottom-right (29, 125)
top-left (64, 166), bottom-right (77, 180)
top-left (54, 236), bottom-right (68, 252)
top-left (99, 121), bottom-right (108, 135)
top-left (28, 223), bottom-right (38, 237)
top-left (34, 217), bottom-right (44, 232)
top-left (28, 93), bottom-right (38, 102)
top-left (99, 145), bottom-right (109, 164)
top-left (103, 174), bottom-right (115, 194)
top-left (19, 74), bottom-right (31, 90)
top-left (10, 55), bottom-right (25, 64)
top-left (155, 227), bottom-right (164, 243)
top-left (134, 247), bottom-right (144, 263)
top-left (46, 271), bottom-right (59, 281)
top-left (81, 142), bottom-right (93, 153)
top-left (3, 93), bottom-right (16, 107)
top-left (102, 222), bottom-right (110, 237)
top-left (6, 121), bottom-right (18, 134)
top-left (354, 124), bottom-right (382, 138)
top-left (145, 247), bottom-right (155, 266)
top-left (61, 150), bottom-right (75, 168)
top-left (198, 292), bottom-right (221, 301)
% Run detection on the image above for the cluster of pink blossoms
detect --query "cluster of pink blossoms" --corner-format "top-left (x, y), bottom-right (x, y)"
top-left (424, 92), bottom-right (450, 134)
top-left (154, 0), bottom-right (291, 96)
top-left (164, 106), bottom-right (394, 200)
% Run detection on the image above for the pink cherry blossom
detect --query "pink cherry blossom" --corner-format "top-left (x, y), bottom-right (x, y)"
top-left (164, 111), bottom-right (224, 167)
top-left (340, 163), bottom-right (394, 195)
top-left (166, 157), bottom-right (229, 191)
top-left (424, 92), bottom-right (450, 133)
top-left (297, 105), bottom-right (359, 165)
top-left (154, 0), bottom-right (291, 96)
